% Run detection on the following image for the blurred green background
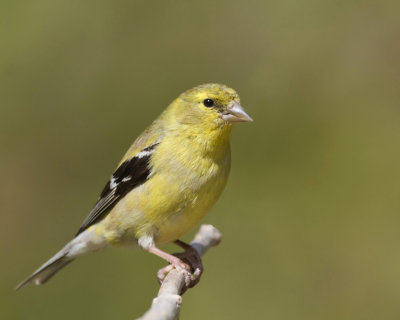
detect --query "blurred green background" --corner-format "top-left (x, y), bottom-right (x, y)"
top-left (1, 0), bottom-right (400, 319)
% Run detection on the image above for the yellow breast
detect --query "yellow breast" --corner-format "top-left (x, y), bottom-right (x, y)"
top-left (142, 124), bottom-right (231, 244)
top-left (98, 118), bottom-right (232, 245)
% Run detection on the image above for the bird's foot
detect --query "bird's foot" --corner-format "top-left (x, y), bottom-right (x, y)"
top-left (157, 258), bottom-right (200, 291)
top-left (156, 247), bottom-right (203, 291)
top-left (173, 245), bottom-right (203, 288)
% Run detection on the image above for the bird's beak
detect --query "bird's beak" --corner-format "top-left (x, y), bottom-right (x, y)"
top-left (221, 101), bottom-right (253, 123)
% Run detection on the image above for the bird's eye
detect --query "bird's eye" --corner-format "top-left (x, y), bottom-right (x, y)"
top-left (203, 99), bottom-right (214, 107)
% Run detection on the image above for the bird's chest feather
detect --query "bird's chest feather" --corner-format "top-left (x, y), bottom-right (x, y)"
top-left (145, 130), bottom-right (231, 244)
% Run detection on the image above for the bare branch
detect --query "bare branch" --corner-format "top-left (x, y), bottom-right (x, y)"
top-left (136, 224), bottom-right (222, 320)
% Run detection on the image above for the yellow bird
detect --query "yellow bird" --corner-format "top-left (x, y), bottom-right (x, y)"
top-left (17, 83), bottom-right (252, 289)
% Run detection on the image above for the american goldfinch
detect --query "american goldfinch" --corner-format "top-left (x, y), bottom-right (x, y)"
top-left (17, 83), bottom-right (252, 289)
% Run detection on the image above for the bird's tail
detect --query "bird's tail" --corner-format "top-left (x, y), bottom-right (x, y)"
top-left (16, 228), bottom-right (107, 290)
top-left (16, 246), bottom-right (74, 290)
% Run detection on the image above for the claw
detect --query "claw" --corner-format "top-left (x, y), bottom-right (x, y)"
top-left (157, 264), bottom-right (174, 284)
top-left (147, 242), bottom-right (204, 291)
top-left (156, 260), bottom-right (194, 289)
top-left (157, 246), bottom-right (204, 290)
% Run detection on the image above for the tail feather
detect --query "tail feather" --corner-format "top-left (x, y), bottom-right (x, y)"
top-left (16, 249), bottom-right (73, 290)
top-left (16, 228), bottom-right (107, 290)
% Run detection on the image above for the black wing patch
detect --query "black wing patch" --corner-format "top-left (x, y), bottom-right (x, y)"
top-left (75, 143), bottom-right (158, 236)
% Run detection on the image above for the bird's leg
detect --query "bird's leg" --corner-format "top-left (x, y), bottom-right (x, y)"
top-left (173, 240), bottom-right (203, 287)
top-left (145, 246), bottom-right (194, 288)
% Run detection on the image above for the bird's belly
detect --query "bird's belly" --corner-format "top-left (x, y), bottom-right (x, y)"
top-left (149, 169), bottom-right (229, 245)
top-left (154, 200), bottom-right (211, 245)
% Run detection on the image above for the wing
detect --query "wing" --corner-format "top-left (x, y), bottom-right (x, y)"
top-left (75, 142), bottom-right (159, 236)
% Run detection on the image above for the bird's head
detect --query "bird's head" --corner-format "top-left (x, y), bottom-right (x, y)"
top-left (168, 83), bottom-right (253, 129)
